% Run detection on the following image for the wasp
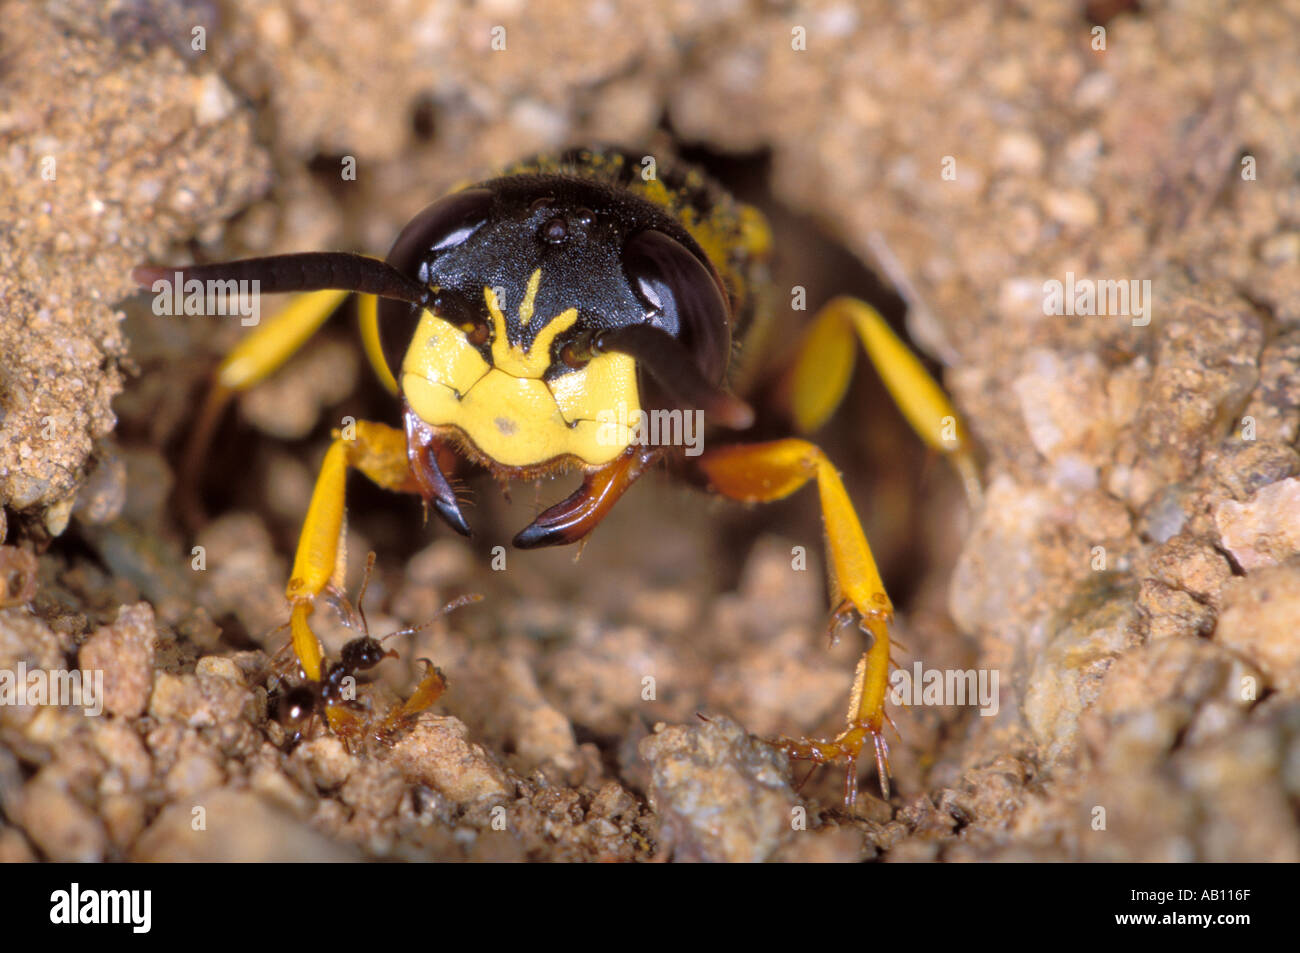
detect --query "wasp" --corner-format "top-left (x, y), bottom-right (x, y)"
top-left (134, 147), bottom-right (978, 806)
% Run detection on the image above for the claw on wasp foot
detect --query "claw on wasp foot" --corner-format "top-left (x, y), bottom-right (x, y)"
top-left (823, 599), bottom-right (856, 649)
top-left (770, 718), bottom-right (894, 809)
top-left (873, 732), bottom-right (892, 801)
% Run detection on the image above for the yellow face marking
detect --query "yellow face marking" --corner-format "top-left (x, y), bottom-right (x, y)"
top-left (484, 285), bottom-right (579, 378)
top-left (548, 349), bottom-right (638, 422)
top-left (518, 268), bottom-right (542, 327)
top-left (407, 303), bottom-right (493, 398)
top-left (402, 304), bottom-right (640, 469)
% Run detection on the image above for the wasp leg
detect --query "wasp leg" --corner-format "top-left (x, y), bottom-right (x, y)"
top-left (788, 296), bottom-right (981, 507)
top-left (286, 420), bottom-right (421, 681)
top-left (357, 292), bottom-right (399, 396)
top-left (695, 438), bottom-right (894, 806)
top-left (172, 288), bottom-right (352, 527)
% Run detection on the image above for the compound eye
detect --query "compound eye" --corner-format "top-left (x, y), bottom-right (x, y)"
top-left (621, 229), bottom-right (731, 383)
top-left (376, 188), bottom-right (494, 378)
top-left (386, 188), bottom-right (494, 279)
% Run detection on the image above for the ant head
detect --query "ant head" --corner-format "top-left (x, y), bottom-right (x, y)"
top-left (340, 636), bottom-right (393, 672)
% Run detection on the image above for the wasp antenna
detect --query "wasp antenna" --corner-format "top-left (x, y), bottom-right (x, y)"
top-left (594, 326), bottom-right (754, 429)
top-left (132, 252), bottom-right (430, 306)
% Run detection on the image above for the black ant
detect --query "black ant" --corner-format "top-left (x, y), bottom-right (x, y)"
top-left (265, 552), bottom-right (480, 748)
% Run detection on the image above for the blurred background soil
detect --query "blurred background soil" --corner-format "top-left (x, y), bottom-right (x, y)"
top-left (1, 0), bottom-right (1299, 861)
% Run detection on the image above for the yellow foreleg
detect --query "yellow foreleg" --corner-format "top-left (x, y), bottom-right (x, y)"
top-left (284, 420), bottom-right (418, 681)
top-left (357, 293), bottom-right (399, 395)
top-left (217, 289), bottom-right (350, 391)
top-left (178, 289), bottom-right (350, 528)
